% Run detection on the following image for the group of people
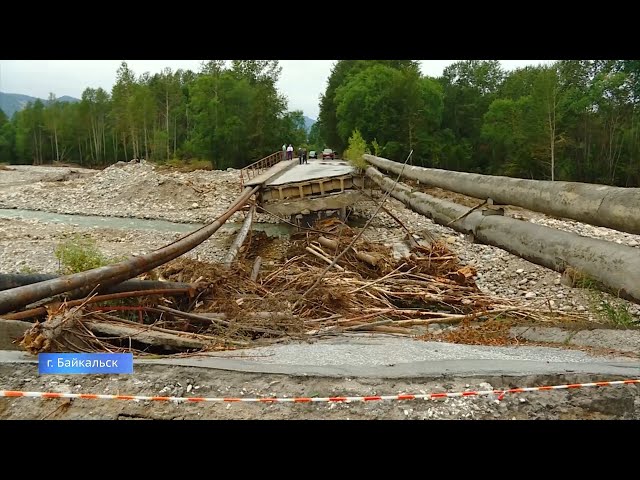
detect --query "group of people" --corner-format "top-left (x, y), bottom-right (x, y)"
top-left (298, 147), bottom-right (308, 164)
top-left (282, 144), bottom-right (308, 164)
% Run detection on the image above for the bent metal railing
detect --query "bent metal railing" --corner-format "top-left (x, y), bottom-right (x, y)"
top-left (240, 151), bottom-right (285, 187)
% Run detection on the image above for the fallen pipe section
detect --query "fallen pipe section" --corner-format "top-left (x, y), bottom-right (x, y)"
top-left (223, 204), bottom-right (255, 268)
top-left (366, 166), bottom-right (640, 303)
top-left (0, 186), bottom-right (259, 315)
top-left (0, 274), bottom-right (191, 293)
top-left (364, 154), bottom-right (640, 235)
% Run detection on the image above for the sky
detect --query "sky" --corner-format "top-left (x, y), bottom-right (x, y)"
top-left (0, 60), bottom-right (553, 119)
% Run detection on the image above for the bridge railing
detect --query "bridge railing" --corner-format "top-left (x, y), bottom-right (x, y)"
top-left (239, 151), bottom-right (285, 187)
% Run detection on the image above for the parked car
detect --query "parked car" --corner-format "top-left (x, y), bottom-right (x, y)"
top-left (309, 150), bottom-right (317, 159)
top-left (322, 148), bottom-right (335, 160)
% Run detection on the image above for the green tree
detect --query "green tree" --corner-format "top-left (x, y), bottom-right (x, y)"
top-left (482, 96), bottom-right (539, 177)
top-left (79, 87), bottom-right (111, 164)
top-left (15, 100), bottom-right (47, 165)
top-left (331, 63), bottom-right (442, 163)
top-left (44, 93), bottom-right (63, 162)
top-left (318, 60), bottom-right (420, 153)
top-left (111, 61), bottom-right (138, 160)
top-left (439, 60), bottom-right (505, 172)
top-left (532, 66), bottom-right (563, 181)
top-left (307, 121), bottom-right (323, 151)
top-left (343, 129), bottom-right (369, 169)
top-left (0, 109), bottom-right (16, 162)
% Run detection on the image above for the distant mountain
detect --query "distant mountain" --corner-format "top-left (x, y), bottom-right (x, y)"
top-left (0, 92), bottom-right (80, 118)
top-left (303, 115), bottom-right (316, 133)
top-left (57, 95), bottom-right (80, 104)
top-left (0, 93), bottom-right (35, 118)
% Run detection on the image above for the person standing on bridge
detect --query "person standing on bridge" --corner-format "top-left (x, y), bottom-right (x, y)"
top-left (298, 147), bottom-right (304, 165)
top-left (282, 143), bottom-right (286, 160)
top-left (287, 144), bottom-right (293, 161)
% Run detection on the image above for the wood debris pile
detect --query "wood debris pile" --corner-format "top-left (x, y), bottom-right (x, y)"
top-left (16, 218), bottom-right (569, 355)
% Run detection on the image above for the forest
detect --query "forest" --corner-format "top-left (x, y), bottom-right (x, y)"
top-left (316, 60), bottom-right (640, 187)
top-left (1, 60), bottom-right (639, 187)
top-left (0, 60), bottom-right (308, 170)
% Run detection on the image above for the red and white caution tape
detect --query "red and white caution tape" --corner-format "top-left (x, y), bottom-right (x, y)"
top-left (1, 379), bottom-right (638, 404)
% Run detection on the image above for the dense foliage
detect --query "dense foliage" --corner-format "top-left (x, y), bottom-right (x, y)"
top-left (317, 60), bottom-right (640, 187)
top-left (2, 60), bottom-right (639, 187)
top-left (0, 61), bottom-right (307, 170)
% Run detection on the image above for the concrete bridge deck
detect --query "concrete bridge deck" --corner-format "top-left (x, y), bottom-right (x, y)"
top-left (265, 158), bottom-right (356, 186)
top-left (240, 157), bottom-right (363, 217)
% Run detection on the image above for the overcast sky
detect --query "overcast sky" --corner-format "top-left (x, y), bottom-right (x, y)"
top-left (0, 60), bottom-right (553, 119)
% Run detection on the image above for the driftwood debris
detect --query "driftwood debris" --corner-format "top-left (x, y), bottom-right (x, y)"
top-left (305, 246), bottom-right (345, 271)
top-left (317, 236), bottom-right (380, 266)
top-left (250, 256), bottom-right (262, 282)
top-left (4, 288), bottom-right (193, 321)
top-left (224, 205), bottom-right (255, 268)
top-left (4, 212), bottom-right (583, 357)
top-left (86, 320), bottom-right (213, 350)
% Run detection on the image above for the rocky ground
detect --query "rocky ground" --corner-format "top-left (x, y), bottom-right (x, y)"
top-left (0, 216), bottom-right (240, 274)
top-left (0, 165), bottom-right (95, 188)
top-left (1, 363), bottom-right (638, 419)
top-left (1, 163), bottom-right (639, 420)
top-left (0, 161), bottom-right (244, 223)
top-left (1, 162), bottom-right (639, 322)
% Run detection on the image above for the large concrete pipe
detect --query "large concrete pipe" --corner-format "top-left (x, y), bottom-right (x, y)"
top-left (364, 155), bottom-right (640, 235)
top-left (366, 166), bottom-right (640, 303)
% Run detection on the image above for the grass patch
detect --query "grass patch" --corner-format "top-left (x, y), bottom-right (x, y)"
top-left (188, 159), bottom-right (213, 171)
top-left (573, 274), bottom-right (600, 290)
top-left (161, 158), bottom-right (212, 172)
top-left (18, 265), bottom-right (37, 274)
top-left (54, 235), bottom-right (109, 274)
top-left (564, 267), bottom-right (602, 290)
top-left (569, 268), bottom-right (638, 327)
top-left (598, 299), bottom-right (636, 327)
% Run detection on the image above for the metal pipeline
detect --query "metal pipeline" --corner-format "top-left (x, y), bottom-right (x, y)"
top-left (364, 154), bottom-right (640, 235)
top-left (0, 274), bottom-right (191, 293)
top-left (0, 186), bottom-right (259, 314)
top-left (366, 166), bottom-right (640, 303)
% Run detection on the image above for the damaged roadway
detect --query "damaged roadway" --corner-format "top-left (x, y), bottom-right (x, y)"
top-left (1, 334), bottom-right (639, 379)
top-left (1, 336), bottom-right (639, 420)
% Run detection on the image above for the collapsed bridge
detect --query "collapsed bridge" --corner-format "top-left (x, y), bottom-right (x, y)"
top-left (1, 151), bottom-right (639, 322)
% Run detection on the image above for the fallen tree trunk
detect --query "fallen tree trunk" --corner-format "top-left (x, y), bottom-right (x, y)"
top-left (154, 305), bottom-right (292, 336)
top-left (250, 256), bottom-right (262, 282)
top-left (365, 166), bottom-right (640, 303)
top-left (4, 288), bottom-right (192, 321)
top-left (0, 274), bottom-right (191, 293)
top-left (85, 321), bottom-right (212, 351)
top-left (223, 205), bottom-right (255, 268)
top-left (317, 236), bottom-right (380, 266)
top-left (364, 154), bottom-right (640, 235)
